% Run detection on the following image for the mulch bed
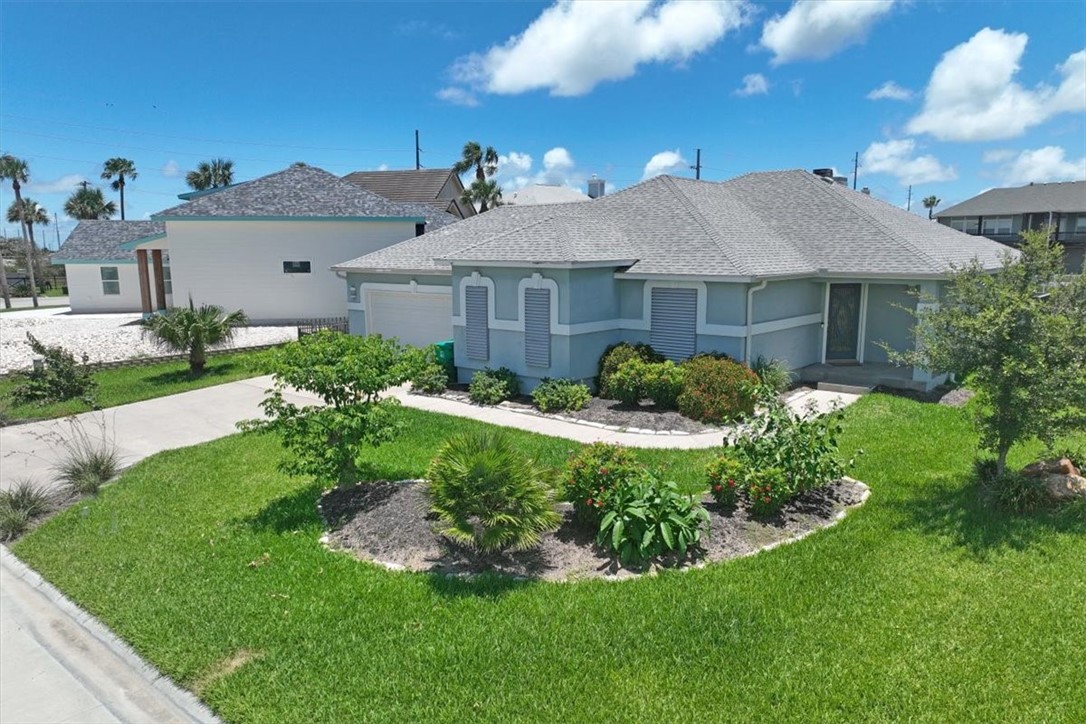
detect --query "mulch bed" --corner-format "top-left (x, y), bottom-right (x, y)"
top-left (319, 478), bottom-right (870, 582)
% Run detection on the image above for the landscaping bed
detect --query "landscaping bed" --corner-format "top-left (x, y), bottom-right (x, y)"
top-left (319, 477), bottom-right (869, 581)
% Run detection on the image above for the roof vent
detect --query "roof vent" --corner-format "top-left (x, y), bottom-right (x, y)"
top-left (861, 187), bottom-right (871, 195)
top-left (812, 168), bottom-right (834, 179)
top-left (833, 176), bottom-right (848, 186)
top-left (587, 175), bottom-right (606, 199)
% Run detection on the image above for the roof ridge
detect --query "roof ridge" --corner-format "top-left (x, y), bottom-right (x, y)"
top-left (439, 214), bottom-right (565, 259)
top-left (659, 176), bottom-right (753, 276)
top-left (713, 174), bottom-right (820, 272)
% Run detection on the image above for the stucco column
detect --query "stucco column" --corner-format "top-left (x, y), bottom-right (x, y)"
top-left (151, 250), bottom-right (167, 311)
top-left (136, 249), bottom-right (153, 316)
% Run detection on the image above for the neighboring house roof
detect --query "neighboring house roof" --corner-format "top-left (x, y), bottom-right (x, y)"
top-left (503, 184), bottom-right (590, 206)
top-left (53, 220), bottom-right (166, 263)
top-left (937, 180), bottom-right (1086, 217)
top-left (153, 165), bottom-right (458, 229)
top-left (334, 170), bottom-right (1012, 279)
top-left (342, 168), bottom-right (474, 219)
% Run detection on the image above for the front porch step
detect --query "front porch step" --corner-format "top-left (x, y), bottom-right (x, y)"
top-left (817, 382), bottom-right (874, 395)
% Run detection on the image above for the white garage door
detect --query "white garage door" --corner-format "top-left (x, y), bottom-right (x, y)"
top-left (365, 289), bottom-right (452, 347)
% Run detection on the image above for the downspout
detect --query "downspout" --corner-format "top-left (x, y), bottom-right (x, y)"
top-left (745, 279), bottom-right (768, 363)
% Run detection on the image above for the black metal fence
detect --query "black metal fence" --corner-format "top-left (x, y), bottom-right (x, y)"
top-left (296, 316), bottom-right (349, 336)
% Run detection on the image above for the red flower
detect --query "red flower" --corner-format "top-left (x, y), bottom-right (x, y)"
top-left (727, 479), bottom-right (736, 487)
top-left (586, 498), bottom-right (594, 506)
top-left (712, 484), bottom-right (723, 492)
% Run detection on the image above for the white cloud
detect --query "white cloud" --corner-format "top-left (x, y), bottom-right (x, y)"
top-left (376, 163), bottom-right (389, 172)
top-left (435, 86), bottom-right (479, 107)
top-left (760, 0), bottom-right (895, 65)
top-left (981, 149), bottom-right (1016, 163)
top-left (735, 73), bottom-right (769, 96)
top-left (493, 147), bottom-right (585, 191)
top-left (906, 28), bottom-right (1086, 141)
top-left (861, 138), bottom-right (957, 185)
top-left (26, 173), bottom-right (88, 194)
top-left (987, 146), bottom-right (1086, 186)
top-left (447, 0), bottom-right (748, 98)
top-left (498, 151), bottom-right (533, 176)
top-left (867, 81), bottom-right (913, 101)
top-left (642, 149), bottom-right (688, 180)
top-left (161, 160), bottom-right (180, 178)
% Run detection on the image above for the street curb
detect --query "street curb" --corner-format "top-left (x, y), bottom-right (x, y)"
top-left (0, 546), bottom-right (222, 724)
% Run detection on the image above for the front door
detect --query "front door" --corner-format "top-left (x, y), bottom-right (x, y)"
top-left (826, 283), bottom-right (861, 361)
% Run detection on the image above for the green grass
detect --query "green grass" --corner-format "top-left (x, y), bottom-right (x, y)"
top-left (13, 397), bottom-right (1086, 722)
top-left (0, 351), bottom-right (270, 421)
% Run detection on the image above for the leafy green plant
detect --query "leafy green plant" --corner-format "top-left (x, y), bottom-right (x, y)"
top-left (142, 299), bottom-right (249, 373)
top-left (644, 360), bottom-right (685, 409)
top-left (10, 333), bottom-right (97, 406)
top-left (745, 467), bottom-right (790, 515)
top-left (562, 442), bottom-right (645, 525)
top-left (677, 355), bottom-right (759, 423)
top-left (406, 346), bottom-right (449, 394)
top-left (597, 342), bottom-right (664, 399)
top-left (51, 417), bottom-right (121, 496)
top-left (705, 455), bottom-right (744, 507)
top-left (468, 367), bottom-right (520, 405)
top-left (597, 475), bottom-right (709, 565)
top-left (989, 470), bottom-right (1050, 513)
top-left (426, 430), bottom-right (561, 552)
top-left (531, 378), bottom-right (591, 413)
top-left (240, 331), bottom-right (414, 487)
top-left (752, 355), bottom-right (793, 393)
top-left (607, 357), bottom-right (650, 405)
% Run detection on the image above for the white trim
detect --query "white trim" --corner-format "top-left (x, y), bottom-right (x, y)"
top-left (347, 301), bottom-right (364, 311)
top-left (821, 282), bottom-right (831, 364)
top-left (348, 281), bottom-right (451, 312)
top-left (752, 312), bottom-right (823, 336)
top-left (857, 283), bottom-right (870, 364)
top-left (443, 259), bottom-right (637, 270)
top-left (516, 273), bottom-right (560, 333)
top-left (452, 273), bottom-right (520, 331)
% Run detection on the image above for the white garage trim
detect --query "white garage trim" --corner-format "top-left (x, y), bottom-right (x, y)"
top-left (363, 283), bottom-right (453, 348)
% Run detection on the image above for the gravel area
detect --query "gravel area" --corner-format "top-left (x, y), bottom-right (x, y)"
top-left (0, 313), bottom-right (297, 373)
top-left (320, 478), bottom-right (870, 582)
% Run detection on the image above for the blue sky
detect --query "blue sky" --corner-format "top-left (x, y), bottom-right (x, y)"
top-left (2, 0), bottom-right (1084, 248)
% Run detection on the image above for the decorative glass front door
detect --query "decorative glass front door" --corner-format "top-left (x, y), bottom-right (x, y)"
top-left (826, 283), bottom-right (861, 361)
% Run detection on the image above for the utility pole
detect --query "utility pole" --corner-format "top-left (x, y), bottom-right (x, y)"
top-left (906, 185), bottom-right (912, 211)
top-left (690, 148), bottom-right (702, 180)
top-left (54, 212), bottom-right (61, 251)
top-left (78, 180), bottom-right (91, 190)
top-left (415, 130), bottom-right (421, 170)
top-left (852, 151), bottom-right (859, 190)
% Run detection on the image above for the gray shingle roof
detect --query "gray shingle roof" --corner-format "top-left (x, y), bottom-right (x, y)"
top-left (54, 220), bottom-right (165, 262)
top-left (342, 168), bottom-right (458, 202)
top-left (333, 170), bottom-right (1013, 278)
top-left (937, 180), bottom-right (1086, 217)
top-left (154, 165), bottom-right (458, 229)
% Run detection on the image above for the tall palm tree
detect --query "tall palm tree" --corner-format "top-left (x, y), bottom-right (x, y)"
top-left (453, 142), bottom-right (501, 212)
top-left (64, 187), bottom-right (117, 220)
top-left (185, 158), bottom-right (234, 191)
top-left (141, 299), bottom-right (249, 373)
top-left (101, 158), bottom-right (138, 220)
top-left (0, 154), bottom-right (37, 307)
top-left (461, 178), bottom-right (502, 214)
top-left (922, 195), bottom-right (941, 220)
top-left (6, 198), bottom-right (49, 287)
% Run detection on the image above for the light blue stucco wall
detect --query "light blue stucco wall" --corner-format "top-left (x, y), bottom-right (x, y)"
top-left (348, 309), bottom-right (366, 335)
top-left (751, 279), bottom-right (823, 323)
top-left (704, 282), bottom-right (747, 326)
top-left (865, 283), bottom-right (917, 363)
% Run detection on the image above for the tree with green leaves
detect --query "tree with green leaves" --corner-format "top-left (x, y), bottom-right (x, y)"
top-left (922, 195), bottom-right (941, 219)
top-left (141, 299), bottom-right (248, 373)
top-left (185, 158), bottom-right (234, 191)
top-left (64, 187), bottom-right (117, 220)
top-left (453, 141), bottom-right (502, 212)
top-left (0, 154), bottom-right (38, 308)
top-left (6, 198), bottom-right (49, 287)
top-left (892, 228), bottom-right (1086, 474)
top-left (101, 158), bottom-right (138, 220)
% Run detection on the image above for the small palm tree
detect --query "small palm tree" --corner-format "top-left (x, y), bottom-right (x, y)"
top-left (0, 154), bottom-right (38, 308)
top-left (185, 158), bottom-right (234, 191)
top-left (922, 195), bottom-right (941, 220)
top-left (101, 158), bottom-right (138, 220)
top-left (64, 187), bottom-right (117, 220)
top-left (141, 299), bottom-right (249, 373)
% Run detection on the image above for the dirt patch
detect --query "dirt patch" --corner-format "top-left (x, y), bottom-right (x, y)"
top-left (191, 649), bottom-right (263, 695)
top-left (319, 478), bottom-right (870, 582)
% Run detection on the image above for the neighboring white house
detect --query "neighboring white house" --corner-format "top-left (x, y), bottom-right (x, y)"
top-left (120, 165), bottom-right (458, 322)
top-left (503, 184), bottom-right (590, 206)
top-left (52, 220), bottom-right (172, 313)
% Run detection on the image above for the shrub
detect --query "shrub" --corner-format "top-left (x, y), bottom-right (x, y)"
top-left (468, 367), bottom-right (520, 405)
top-left (406, 346), bottom-right (449, 394)
top-left (0, 505), bottom-right (31, 542)
top-left (52, 418), bottom-right (121, 496)
top-left (677, 355), bottom-right (759, 423)
top-left (745, 467), bottom-right (790, 515)
top-left (426, 430), bottom-right (561, 552)
top-left (0, 478), bottom-right (56, 519)
top-left (752, 355), bottom-right (793, 393)
top-left (705, 455), bottom-right (744, 507)
top-left (597, 342), bottom-right (663, 399)
top-left (10, 333), bottom-right (97, 406)
top-left (562, 443), bottom-right (645, 525)
top-left (142, 299), bottom-right (249, 373)
top-left (240, 331), bottom-right (415, 487)
top-left (597, 475), bottom-right (709, 565)
top-left (990, 471), bottom-right (1049, 513)
top-left (607, 357), bottom-right (650, 405)
top-left (531, 378), bottom-right (591, 413)
top-left (644, 361), bottom-right (685, 409)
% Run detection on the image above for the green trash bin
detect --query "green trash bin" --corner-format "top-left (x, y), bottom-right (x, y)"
top-left (433, 340), bottom-right (455, 383)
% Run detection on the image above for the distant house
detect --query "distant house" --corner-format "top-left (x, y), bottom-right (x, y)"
top-left (119, 165), bottom-right (457, 322)
top-left (503, 184), bottom-right (590, 206)
top-left (53, 220), bottom-right (171, 313)
top-left (936, 180), bottom-right (1085, 272)
top-left (342, 168), bottom-right (476, 220)
top-left (333, 169), bottom-right (1012, 392)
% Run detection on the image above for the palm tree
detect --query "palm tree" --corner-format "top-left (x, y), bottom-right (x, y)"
top-left (922, 195), bottom-right (941, 220)
top-left (141, 299), bottom-right (249, 373)
top-left (461, 178), bottom-right (502, 213)
top-left (6, 198), bottom-right (49, 287)
top-left (0, 154), bottom-right (38, 308)
top-left (64, 187), bottom-right (117, 220)
top-left (185, 158), bottom-right (234, 191)
top-left (101, 158), bottom-right (138, 220)
top-left (453, 142), bottom-right (501, 212)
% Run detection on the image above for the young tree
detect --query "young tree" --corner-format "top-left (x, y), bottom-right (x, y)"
top-left (64, 187), bottom-right (117, 220)
top-left (141, 299), bottom-right (248, 373)
top-left (0, 154), bottom-right (38, 307)
top-left (922, 195), bottom-right (941, 219)
top-left (895, 228), bottom-right (1086, 474)
top-left (101, 158), bottom-right (138, 220)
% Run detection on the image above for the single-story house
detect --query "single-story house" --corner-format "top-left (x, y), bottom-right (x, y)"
top-left (119, 165), bottom-right (457, 322)
top-left (342, 168), bottom-right (476, 220)
top-left (332, 169), bottom-right (1013, 391)
top-left (52, 220), bottom-right (173, 313)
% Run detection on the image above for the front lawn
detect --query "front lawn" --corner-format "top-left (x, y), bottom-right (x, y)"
top-left (0, 350), bottom-right (269, 422)
top-left (13, 396), bottom-right (1086, 722)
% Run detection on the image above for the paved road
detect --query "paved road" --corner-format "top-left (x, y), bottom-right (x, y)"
top-left (3, 296), bottom-right (70, 309)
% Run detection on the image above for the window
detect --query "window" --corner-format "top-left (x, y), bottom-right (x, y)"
top-left (650, 287), bottom-right (697, 361)
top-left (523, 288), bottom-right (551, 367)
top-left (982, 216), bottom-right (1013, 235)
top-left (283, 261), bottom-right (311, 274)
top-left (1074, 216), bottom-right (1086, 233)
top-left (948, 217), bottom-right (979, 234)
top-left (100, 266), bottom-right (120, 295)
top-left (162, 266), bottom-right (172, 295)
top-left (464, 286), bottom-right (489, 361)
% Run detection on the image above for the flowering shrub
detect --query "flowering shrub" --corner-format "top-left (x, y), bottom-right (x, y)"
top-left (745, 467), bottom-right (790, 516)
top-left (562, 443), bottom-right (644, 525)
top-left (531, 377), bottom-right (591, 412)
top-left (597, 475), bottom-right (709, 565)
top-left (705, 455), bottom-right (744, 507)
top-left (468, 367), bottom-right (520, 405)
top-left (677, 355), bottom-right (759, 423)
top-left (597, 342), bottom-right (664, 399)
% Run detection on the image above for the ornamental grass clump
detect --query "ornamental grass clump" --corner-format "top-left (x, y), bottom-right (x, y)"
top-left (0, 478), bottom-right (56, 541)
top-left (426, 430), bottom-right (560, 552)
top-left (52, 417), bottom-right (121, 496)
